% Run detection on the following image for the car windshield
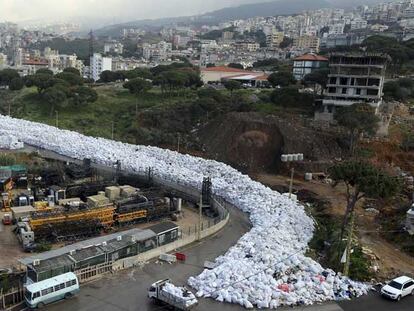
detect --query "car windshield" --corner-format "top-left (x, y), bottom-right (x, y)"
top-left (388, 281), bottom-right (403, 290)
top-left (24, 290), bottom-right (32, 301)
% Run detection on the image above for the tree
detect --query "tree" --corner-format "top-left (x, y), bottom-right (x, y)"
top-left (99, 70), bottom-right (120, 83)
top-left (43, 86), bottom-right (67, 115)
top-left (270, 86), bottom-right (314, 110)
top-left (223, 80), bottom-right (241, 95)
top-left (123, 78), bottom-right (152, 95)
top-left (268, 71), bottom-right (296, 87)
top-left (329, 161), bottom-right (400, 238)
top-left (303, 68), bottom-right (329, 94)
top-left (55, 72), bottom-right (84, 86)
top-left (253, 58), bottom-right (279, 69)
top-left (36, 68), bottom-right (54, 76)
top-left (279, 36), bottom-right (293, 49)
top-left (335, 104), bottom-right (380, 155)
top-left (63, 67), bottom-right (80, 76)
top-left (0, 69), bottom-right (20, 86)
top-left (228, 63), bottom-right (244, 69)
top-left (31, 73), bottom-right (57, 94)
top-left (71, 86), bottom-right (98, 105)
top-left (9, 77), bottom-right (24, 91)
top-left (153, 71), bottom-right (187, 94)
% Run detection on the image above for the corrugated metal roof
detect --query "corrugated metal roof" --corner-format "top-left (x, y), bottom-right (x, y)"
top-left (147, 221), bottom-right (179, 235)
top-left (19, 228), bottom-right (156, 266)
top-left (30, 254), bottom-right (75, 273)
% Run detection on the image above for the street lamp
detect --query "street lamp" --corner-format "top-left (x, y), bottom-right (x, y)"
top-left (281, 153), bottom-right (304, 199)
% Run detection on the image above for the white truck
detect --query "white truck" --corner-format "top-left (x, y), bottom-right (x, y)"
top-left (148, 279), bottom-right (198, 310)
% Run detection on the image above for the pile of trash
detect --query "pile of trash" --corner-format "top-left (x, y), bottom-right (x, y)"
top-left (0, 115), bottom-right (370, 308)
top-left (0, 135), bottom-right (24, 150)
top-left (162, 282), bottom-right (198, 306)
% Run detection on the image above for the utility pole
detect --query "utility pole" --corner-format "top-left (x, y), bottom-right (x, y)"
top-left (343, 210), bottom-right (355, 276)
top-left (198, 195), bottom-right (202, 241)
top-left (288, 166), bottom-right (295, 199)
top-left (55, 110), bottom-right (59, 128)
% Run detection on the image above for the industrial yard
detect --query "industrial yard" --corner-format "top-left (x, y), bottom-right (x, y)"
top-left (0, 146), bottom-right (225, 310)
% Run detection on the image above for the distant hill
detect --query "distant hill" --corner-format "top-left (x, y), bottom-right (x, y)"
top-left (94, 0), bottom-right (390, 37)
top-left (204, 0), bottom-right (331, 21)
top-left (95, 0), bottom-right (332, 37)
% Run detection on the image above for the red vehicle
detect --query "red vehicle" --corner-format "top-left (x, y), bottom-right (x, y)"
top-left (2, 213), bottom-right (11, 225)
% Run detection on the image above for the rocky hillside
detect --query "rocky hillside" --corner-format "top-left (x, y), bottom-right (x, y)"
top-left (197, 112), bottom-right (346, 172)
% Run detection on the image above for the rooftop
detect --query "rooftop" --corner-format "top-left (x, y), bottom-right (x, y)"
top-left (392, 276), bottom-right (413, 284)
top-left (201, 66), bottom-right (249, 73)
top-left (19, 228), bottom-right (156, 266)
top-left (147, 221), bottom-right (179, 235)
top-left (294, 54), bottom-right (328, 62)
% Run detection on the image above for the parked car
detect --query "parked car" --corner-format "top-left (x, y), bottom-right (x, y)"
top-left (381, 276), bottom-right (414, 301)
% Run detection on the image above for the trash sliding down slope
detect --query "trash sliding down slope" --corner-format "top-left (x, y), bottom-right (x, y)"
top-left (0, 115), bottom-right (369, 309)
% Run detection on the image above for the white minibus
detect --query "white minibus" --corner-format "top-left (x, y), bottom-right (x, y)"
top-left (25, 272), bottom-right (79, 309)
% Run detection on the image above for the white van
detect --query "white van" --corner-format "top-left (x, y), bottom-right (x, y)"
top-left (25, 272), bottom-right (79, 309)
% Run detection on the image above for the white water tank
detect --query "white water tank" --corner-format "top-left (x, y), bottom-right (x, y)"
top-left (305, 173), bottom-right (313, 181)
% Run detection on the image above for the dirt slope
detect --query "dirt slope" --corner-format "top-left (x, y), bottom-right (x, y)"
top-left (197, 112), bottom-right (346, 172)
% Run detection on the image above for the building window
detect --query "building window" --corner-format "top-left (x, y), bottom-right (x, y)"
top-left (356, 88), bottom-right (361, 95)
top-left (342, 88), bottom-right (347, 94)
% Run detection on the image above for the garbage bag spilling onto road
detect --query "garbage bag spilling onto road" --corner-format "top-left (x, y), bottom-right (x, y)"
top-left (0, 115), bottom-right (370, 308)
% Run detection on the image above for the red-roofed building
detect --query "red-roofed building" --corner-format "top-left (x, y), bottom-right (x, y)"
top-left (292, 53), bottom-right (328, 80)
top-left (201, 66), bottom-right (268, 87)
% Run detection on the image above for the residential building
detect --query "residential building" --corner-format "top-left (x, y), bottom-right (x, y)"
top-left (293, 35), bottom-right (320, 53)
top-left (317, 53), bottom-right (390, 121)
top-left (104, 41), bottom-right (124, 55)
top-left (266, 32), bottom-right (284, 48)
top-left (350, 19), bottom-right (368, 30)
top-left (370, 24), bottom-right (389, 32)
top-left (200, 66), bottom-right (267, 86)
top-left (222, 31), bottom-right (234, 41)
top-left (329, 23), bottom-right (345, 35)
top-left (90, 53), bottom-right (112, 81)
top-left (234, 41), bottom-right (260, 52)
top-left (292, 53), bottom-right (328, 80)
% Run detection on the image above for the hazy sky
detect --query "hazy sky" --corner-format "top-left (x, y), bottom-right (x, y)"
top-left (0, 0), bottom-right (266, 22)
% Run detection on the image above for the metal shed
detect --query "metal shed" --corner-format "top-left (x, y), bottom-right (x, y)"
top-left (26, 254), bottom-right (75, 283)
top-left (98, 238), bottom-right (137, 261)
top-left (69, 246), bottom-right (106, 269)
top-left (147, 222), bottom-right (179, 246)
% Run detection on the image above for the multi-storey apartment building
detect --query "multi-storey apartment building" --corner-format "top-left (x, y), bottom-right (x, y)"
top-left (293, 35), bottom-right (320, 53)
top-left (317, 52), bottom-right (390, 121)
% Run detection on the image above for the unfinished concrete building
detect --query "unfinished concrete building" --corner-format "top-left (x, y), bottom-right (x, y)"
top-left (316, 53), bottom-right (391, 121)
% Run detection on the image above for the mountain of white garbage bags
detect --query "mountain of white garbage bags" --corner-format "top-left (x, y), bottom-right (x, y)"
top-left (0, 115), bottom-right (369, 308)
top-left (0, 134), bottom-right (24, 150)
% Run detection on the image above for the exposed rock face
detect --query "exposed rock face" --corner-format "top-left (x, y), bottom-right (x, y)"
top-left (198, 112), bottom-right (345, 172)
